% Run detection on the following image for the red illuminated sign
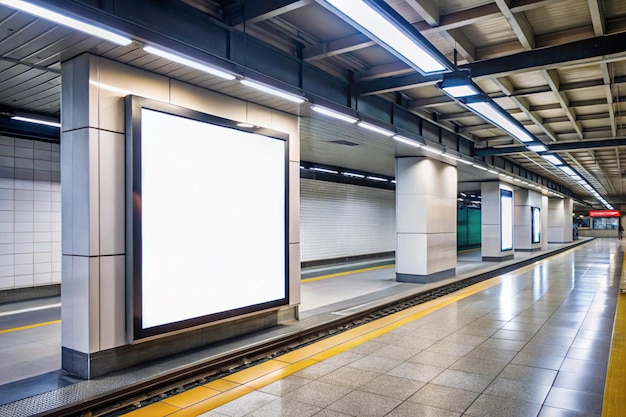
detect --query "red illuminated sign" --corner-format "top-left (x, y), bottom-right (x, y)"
top-left (589, 210), bottom-right (621, 217)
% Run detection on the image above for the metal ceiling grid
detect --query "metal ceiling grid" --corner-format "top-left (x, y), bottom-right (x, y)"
top-left (0, 0), bottom-right (625, 206)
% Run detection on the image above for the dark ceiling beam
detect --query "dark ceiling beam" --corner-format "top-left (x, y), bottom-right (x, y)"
top-left (407, 95), bottom-right (454, 108)
top-left (354, 31), bottom-right (626, 94)
top-left (355, 62), bottom-right (413, 82)
top-left (475, 138), bottom-right (626, 156)
top-left (227, 0), bottom-right (313, 26)
top-left (355, 73), bottom-right (441, 95)
top-left (415, 3), bottom-right (502, 34)
top-left (438, 111), bottom-right (476, 120)
top-left (302, 33), bottom-right (374, 61)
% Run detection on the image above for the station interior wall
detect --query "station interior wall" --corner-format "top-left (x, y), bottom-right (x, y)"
top-left (0, 136), bottom-right (61, 292)
top-left (300, 178), bottom-right (395, 263)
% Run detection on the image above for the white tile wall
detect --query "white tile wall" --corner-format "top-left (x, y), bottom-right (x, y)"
top-left (300, 179), bottom-right (395, 262)
top-left (0, 136), bottom-right (62, 290)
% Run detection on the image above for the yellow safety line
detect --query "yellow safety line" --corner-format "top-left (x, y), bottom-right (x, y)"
top-left (301, 264), bottom-right (394, 283)
top-left (602, 253), bottom-right (626, 417)
top-left (0, 319), bottom-right (61, 335)
top-left (126, 261), bottom-right (549, 417)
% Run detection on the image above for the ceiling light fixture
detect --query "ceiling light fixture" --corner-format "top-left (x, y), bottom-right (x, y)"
top-left (540, 153), bottom-right (563, 165)
top-left (393, 135), bottom-right (422, 148)
top-left (11, 116), bottom-right (60, 128)
top-left (527, 144), bottom-right (547, 153)
top-left (358, 121), bottom-right (395, 136)
top-left (311, 105), bottom-right (358, 123)
top-left (240, 79), bottom-right (306, 104)
top-left (321, 0), bottom-right (449, 74)
top-left (422, 146), bottom-right (443, 155)
top-left (144, 46), bottom-right (235, 80)
top-left (0, 0), bottom-right (132, 45)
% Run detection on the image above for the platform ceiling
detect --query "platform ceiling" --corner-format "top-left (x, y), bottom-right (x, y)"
top-left (0, 0), bottom-right (625, 206)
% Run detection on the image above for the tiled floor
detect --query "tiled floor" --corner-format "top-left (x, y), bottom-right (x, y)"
top-left (189, 239), bottom-right (620, 417)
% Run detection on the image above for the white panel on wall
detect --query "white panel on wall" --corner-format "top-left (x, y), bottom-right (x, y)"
top-left (0, 136), bottom-right (62, 290)
top-left (300, 179), bottom-right (395, 262)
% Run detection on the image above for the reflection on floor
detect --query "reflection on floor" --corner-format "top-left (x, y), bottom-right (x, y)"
top-left (0, 238), bottom-right (615, 413)
top-left (124, 238), bottom-right (620, 416)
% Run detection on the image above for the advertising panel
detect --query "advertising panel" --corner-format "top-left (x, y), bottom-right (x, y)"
top-left (531, 206), bottom-right (541, 244)
top-left (126, 96), bottom-right (289, 339)
top-left (500, 189), bottom-right (513, 251)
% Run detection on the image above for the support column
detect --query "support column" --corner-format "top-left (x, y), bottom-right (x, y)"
top-left (395, 157), bottom-right (457, 283)
top-left (514, 189), bottom-right (543, 251)
top-left (481, 182), bottom-right (514, 261)
top-left (61, 54), bottom-right (300, 379)
top-left (548, 198), bottom-right (573, 243)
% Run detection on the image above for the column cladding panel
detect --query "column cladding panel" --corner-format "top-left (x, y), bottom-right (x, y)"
top-left (548, 198), bottom-right (573, 243)
top-left (395, 157), bottom-right (456, 282)
top-left (61, 54), bottom-right (300, 378)
top-left (481, 182), bottom-right (514, 260)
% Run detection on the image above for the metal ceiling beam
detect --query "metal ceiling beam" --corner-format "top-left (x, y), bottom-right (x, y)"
top-left (414, 3), bottom-right (502, 34)
top-left (302, 33), bottom-right (374, 61)
top-left (406, 0), bottom-right (439, 25)
top-left (587, 0), bottom-right (606, 36)
top-left (601, 63), bottom-right (617, 137)
top-left (354, 31), bottom-right (626, 94)
top-left (355, 62), bottom-right (412, 82)
top-left (475, 138), bottom-right (626, 156)
top-left (495, 0), bottom-right (535, 50)
top-left (542, 69), bottom-right (584, 139)
top-left (227, 0), bottom-right (313, 26)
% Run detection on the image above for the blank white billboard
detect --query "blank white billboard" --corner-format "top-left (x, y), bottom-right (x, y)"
top-left (131, 105), bottom-right (287, 335)
top-left (500, 189), bottom-right (513, 251)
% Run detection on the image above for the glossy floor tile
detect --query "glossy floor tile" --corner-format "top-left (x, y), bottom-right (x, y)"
top-left (194, 239), bottom-right (620, 417)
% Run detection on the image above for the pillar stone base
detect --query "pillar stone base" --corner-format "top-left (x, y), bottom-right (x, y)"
top-left (396, 268), bottom-right (455, 284)
top-left (482, 254), bottom-right (514, 262)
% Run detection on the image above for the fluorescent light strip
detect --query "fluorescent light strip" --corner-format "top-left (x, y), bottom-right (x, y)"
top-left (11, 116), bottom-right (60, 128)
top-left (473, 164), bottom-right (488, 171)
top-left (527, 144), bottom-right (547, 152)
top-left (1, 0), bottom-right (132, 45)
top-left (442, 85), bottom-right (480, 98)
top-left (559, 166), bottom-right (577, 176)
top-left (422, 146), bottom-right (443, 155)
top-left (324, 0), bottom-right (445, 73)
top-left (311, 105), bottom-right (358, 123)
top-left (541, 154), bottom-right (563, 165)
top-left (393, 135), bottom-right (421, 148)
top-left (240, 79), bottom-right (305, 104)
top-left (358, 121), bottom-right (395, 136)
top-left (343, 172), bottom-right (365, 178)
top-left (488, 169), bottom-right (498, 174)
top-left (467, 101), bottom-right (535, 143)
top-left (311, 167), bottom-right (338, 174)
top-left (144, 46), bottom-right (235, 80)
top-left (367, 176), bottom-right (388, 182)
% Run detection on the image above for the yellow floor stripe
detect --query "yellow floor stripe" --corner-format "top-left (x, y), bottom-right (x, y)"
top-left (301, 264), bottom-right (394, 283)
top-left (602, 253), bottom-right (626, 417)
top-left (125, 254), bottom-right (562, 416)
top-left (0, 319), bottom-right (61, 335)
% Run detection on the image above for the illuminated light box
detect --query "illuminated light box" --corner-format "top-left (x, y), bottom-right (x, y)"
top-left (126, 96), bottom-right (288, 339)
top-left (531, 207), bottom-right (541, 244)
top-left (500, 189), bottom-right (513, 251)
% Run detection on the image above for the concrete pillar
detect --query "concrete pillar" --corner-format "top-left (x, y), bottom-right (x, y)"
top-left (61, 54), bottom-right (300, 378)
top-left (395, 157), bottom-right (457, 283)
top-left (514, 189), bottom-right (543, 251)
top-left (548, 198), bottom-right (573, 243)
top-left (481, 182), bottom-right (514, 261)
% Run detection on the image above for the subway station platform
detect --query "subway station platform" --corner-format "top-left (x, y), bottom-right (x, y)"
top-left (1, 237), bottom-right (623, 416)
